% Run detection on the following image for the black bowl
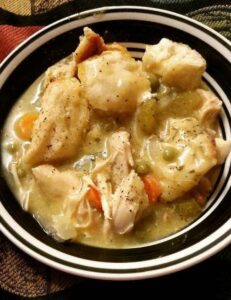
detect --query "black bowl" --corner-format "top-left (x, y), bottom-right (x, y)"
top-left (0, 6), bottom-right (230, 280)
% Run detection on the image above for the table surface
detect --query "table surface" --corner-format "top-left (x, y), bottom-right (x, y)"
top-left (1, 245), bottom-right (231, 299)
top-left (0, 1), bottom-right (231, 299)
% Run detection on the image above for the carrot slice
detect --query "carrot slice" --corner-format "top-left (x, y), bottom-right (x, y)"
top-left (86, 186), bottom-right (102, 211)
top-left (194, 193), bottom-right (207, 206)
top-left (142, 174), bottom-right (161, 203)
top-left (15, 113), bottom-right (38, 140)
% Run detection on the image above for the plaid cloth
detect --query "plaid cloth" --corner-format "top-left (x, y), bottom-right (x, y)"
top-left (0, 0), bottom-right (231, 298)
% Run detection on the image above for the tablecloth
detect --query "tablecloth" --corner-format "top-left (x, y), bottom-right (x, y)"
top-left (0, 0), bottom-right (231, 299)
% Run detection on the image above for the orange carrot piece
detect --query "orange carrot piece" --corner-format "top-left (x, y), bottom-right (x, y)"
top-left (195, 194), bottom-right (207, 206)
top-left (15, 113), bottom-right (38, 140)
top-left (142, 174), bottom-right (161, 203)
top-left (86, 186), bottom-right (102, 211)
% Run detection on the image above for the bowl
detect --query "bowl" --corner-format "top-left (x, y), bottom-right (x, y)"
top-left (0, 6), bottom-right (230, 280)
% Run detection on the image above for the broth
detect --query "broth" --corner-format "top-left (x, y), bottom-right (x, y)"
top-left (1, 29), bottom-right (229, 248)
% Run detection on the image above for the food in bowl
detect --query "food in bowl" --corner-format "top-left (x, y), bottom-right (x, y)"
top-left (2, 27), bottom-right (231, 248)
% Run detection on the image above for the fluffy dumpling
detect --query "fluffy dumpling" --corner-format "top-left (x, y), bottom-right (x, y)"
top-left (32, 165), bottom-right (96, 240)
top-left (24, 78), bottom-right (89, 166)
top-left (147, 118), bottom-right (218, 201)
top-left (143, 38), bottom-right (206, 90)
top-left (32, 164), bottom-right (81, 201)
top-left (78, 49), bottom-right (150, 114)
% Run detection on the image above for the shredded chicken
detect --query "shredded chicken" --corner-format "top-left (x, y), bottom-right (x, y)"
top-left (24, 78), bottom-right (89, 166)
top-left (89, 131), bottom-right (148, 234)
top-left (95, 172), bottom-right (112, 220)
top-left (10, 162), bottom-right (23, 191)
top-left (197, 89), bottom-right (222, 123)
top-left (112, 170), bottom-right (149, 234)
top-left (9, 161), bottom-right (30, 210)
top-left (74, 200), bottom-right (92, 229)
top-left (91, 131), bottom-right (134, 219)
top-left (215, 138), bottom-right (231, 164)
top-left (109, 131), bottom-right (134, 190)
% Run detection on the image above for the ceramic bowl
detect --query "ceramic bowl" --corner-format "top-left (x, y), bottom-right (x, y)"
top-left (0, 6), bottom-right (230, 280)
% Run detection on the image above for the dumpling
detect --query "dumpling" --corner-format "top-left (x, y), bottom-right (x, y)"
top-left (147, 118), bottom-right (218, 201)
top-left (24, 78), bottom-right (89, 166)
top-left (32, 165), bottom-right (94, 240)
top-left (32, 164), bottom-right (81, 201)
top-left (78, 49), bottom-right (150, 114)
top-left (143, 38), bottom-right (206, 90)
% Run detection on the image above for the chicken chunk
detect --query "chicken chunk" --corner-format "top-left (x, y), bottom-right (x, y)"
top-left (109, 131), bottom-right (134, 190)
top-left (24, 78), bottom-right (89, 166)
top-left (143, 38), bottom-right (206, 90)
top-left (78, 50), bottom-right (150, 114)
top-left (91, 131), bottom-right (149, 234)
top-left (197, 89), bottom-right (222, 123)
top-left (112, 170), bottom-right (149, 234)
top-left (215, 138), bottom-right (231, 164)
top-left (91, 131), bottom-right (134, 218)
top-left (42, 56), bottom-right (77, 92)
top-left (74, 27), bottom-right (106, 63)
top-left (95, 172), bottom-right (112, 220)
